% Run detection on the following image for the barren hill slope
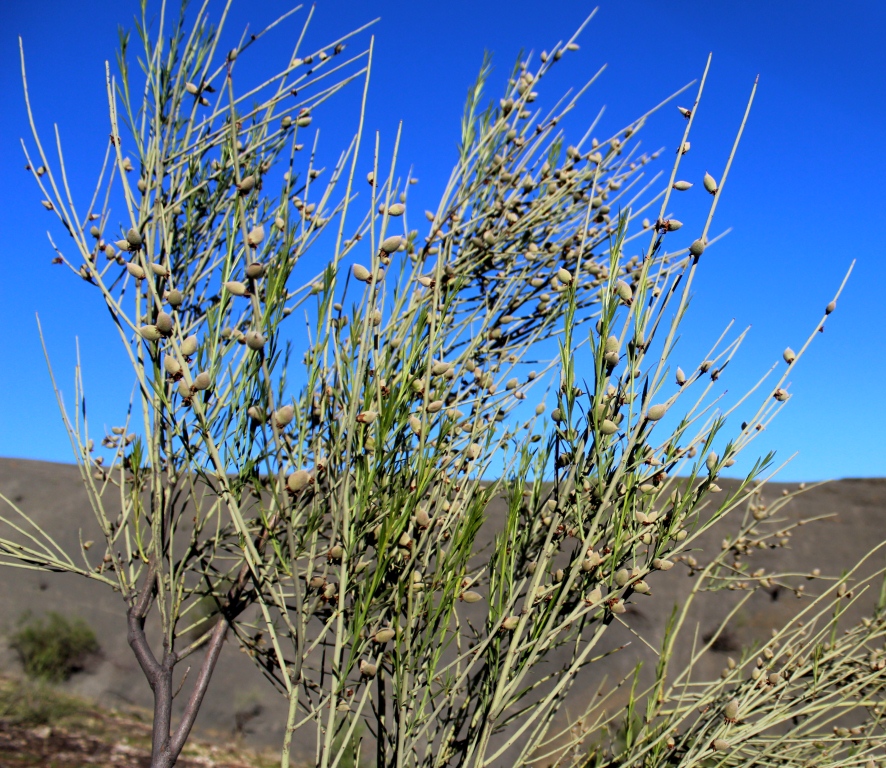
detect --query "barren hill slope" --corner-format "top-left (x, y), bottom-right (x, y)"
top-left (1, 457), bottom-right (884, 761)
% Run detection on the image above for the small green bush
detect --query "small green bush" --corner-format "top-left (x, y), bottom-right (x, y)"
top-left (9, 611), bottom-right (100, 683)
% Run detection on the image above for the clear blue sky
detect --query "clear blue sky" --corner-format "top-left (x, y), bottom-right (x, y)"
top-left (1, 0), bottom-right (883, 482)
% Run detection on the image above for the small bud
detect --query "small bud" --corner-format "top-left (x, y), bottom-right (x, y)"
top-left (614, 569), bottom-right (631, 587)
top-left (237, 175), bottom-right (255, 194)
top-left (783, 347), bottom-right (796, 364)
top-left (724, 698), bottom-right (740, 721)
top-left (163, 355), bottom-right (182, 377)
top-left (41, 200), bottom-right (54, 210)
top-left (181, 335), bottom-right (198, 356)
top-left (386, 203), bottom-right (405, 216)
top-left (466, 443), bottom-right (481, 460)
top-left (352, 264), bottom-right (372, 282)
top-left (126, 262), bottom-right (146, 279)
top-left (165, 289), bottom-right (183, 307)
top-left (677, 106), bottom-right (691, 118)
top-left (245, 262), bottom-right (265, 279)
top-left (224, 281), bottom-right (248, 297)
top-left (706, 452), bottom-right (718, 472)
top-left (125, 227), bottom-right (143, 248)
top-left (666, 219), bottom-right (684, 231)
top-left (380, 235), bottom-right (404, 253)
top-left (296, 112), bottom-right (312, 128)
top-left (672, 180), bottom-right (693, 191)
top-left (615, 281), bottom-right (632, 302)
top-left (374, 628), bottom-right (395, 643)
top-left (245, 331), bottom-right (266, 350)
top-left (676, 367), bottom-right (686, 385)
top-left (703, 172), bottom-right (718, 194)
top-left (274, 405), bottom-right (294, 428)
top-left (359, 660), bottom-right (377, 677)
top-left (610, 599), bottom-right (626, 614)
top-left (652, 558), bottom-right (674, 571)
top-left (633, 580), bottom-right (651, 594)
top-left (247, 406), bottom-right (265, 423)
top-left (712, 739), bottom-right (730, 752)
top-left (460, 590), bottom-right (483, 603)
top-left (501, 616), bottom-right (520, 631)
top-left (192, 371), bottom-right (211, 391)
top-left (156, 312), bottom-right (173, 336)
top-left (773, 388), bottom-right (789, 402)
top-left (139, 325), bottom-right (162, 341)
top-left (825, 300), bottom-right (836, 314)
top-left (356, 410), bottom-right (378, 424)
top-left (688, 238), bottom-right (706, 257)
top-left (275, 216), bottom-right (286, 229)
top-left (600, 419), bottom-right (618, 435)
top-left (287, 470), bottom-right (311, 493)
top-left (557, 267), bottom-right (573, 284)
top-left (246, 224), bottom-right (265, 247)
top-left (647, 404), bottom-right (667, 421)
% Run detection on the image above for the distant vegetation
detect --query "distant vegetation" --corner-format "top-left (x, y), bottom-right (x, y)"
top-left (9, 611), bottom-right (99, 683)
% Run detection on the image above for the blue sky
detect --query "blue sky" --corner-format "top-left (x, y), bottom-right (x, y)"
top-left (1, 0), bottom-right (883, 482)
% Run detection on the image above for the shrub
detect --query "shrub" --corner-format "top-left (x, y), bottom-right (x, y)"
top-left (3, 3), bottom-right (869, 768)
top-left (9, 611), bottom-right (100, 683)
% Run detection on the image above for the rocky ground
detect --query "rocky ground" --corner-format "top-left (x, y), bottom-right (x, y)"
top-left (0, 674), bottom-right (277, 768)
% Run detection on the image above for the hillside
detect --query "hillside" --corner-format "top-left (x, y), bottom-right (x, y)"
top-left (1, 457), bottom-right (884, 764)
